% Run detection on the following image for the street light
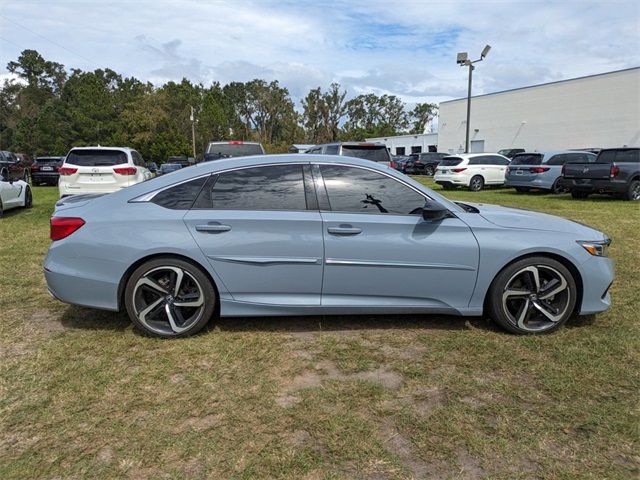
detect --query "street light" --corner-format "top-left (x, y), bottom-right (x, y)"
top-left (457, 44), bottom-right (491, 153)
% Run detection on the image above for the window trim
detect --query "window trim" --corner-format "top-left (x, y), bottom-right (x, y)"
top-left (313, 162), bottom-right (432, 217)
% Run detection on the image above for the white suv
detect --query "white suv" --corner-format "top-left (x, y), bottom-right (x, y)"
top-left (59, 147), bottom-right (152, 197)
top-left (434, 153), bottom-right (510, 191)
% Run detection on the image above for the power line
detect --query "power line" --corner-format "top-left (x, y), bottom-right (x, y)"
top-left (0, 14), bottom-right (94, 65)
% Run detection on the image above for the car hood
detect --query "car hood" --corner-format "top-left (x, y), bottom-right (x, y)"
top-left (464, 202), bottom-right (606, 239)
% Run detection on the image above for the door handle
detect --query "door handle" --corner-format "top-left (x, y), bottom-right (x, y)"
top-left (327, 226), bottom-right (362, 235)
top-left (196, 224), bottom-right (231, 233)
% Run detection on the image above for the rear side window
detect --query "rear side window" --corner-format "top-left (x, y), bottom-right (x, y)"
top-left (439, 157), bottom-right (463, 167)
top-left (205, 164), bottom-right (307, 210)
top-left (596, 149), bottom-right (640, 163)
top-left (320, 165), bottom-right (425, 215)
top-left (66, 149), bottom-right (128, 166)
top-left (510, 154), bottom-right (543, 165)
top-left (341, 145), bottom-right (390, 163)
top-left (152, 177), bottom-right (207, 210)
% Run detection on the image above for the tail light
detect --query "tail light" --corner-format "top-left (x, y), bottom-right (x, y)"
top-left (113, 166), bottom-right (137, 175)
top-left (50, 217), bottom-right (85, 241)
top-left (58, 166), bottom-right (78, 175)
top-left (610, 164), bottom-right (620, 178)
top-left (452, 168), bottom-right (467, 173)
top-left (529, 167), bottom-right (550, 174)
top-left (228, 140), bottom-right (244, 145)
top-left (31, 164), bottom-right (40, 172)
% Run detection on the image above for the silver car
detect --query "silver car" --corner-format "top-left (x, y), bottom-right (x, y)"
top-left (44, 154), bottom-right (613, 338)
top-left (505, 151), bottom-right (597, 193)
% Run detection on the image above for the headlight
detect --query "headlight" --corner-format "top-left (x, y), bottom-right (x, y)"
top-left (577, 237), bottom-right (611, 257)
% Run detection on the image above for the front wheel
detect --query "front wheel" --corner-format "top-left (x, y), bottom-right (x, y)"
top-left (469, 175), bottom-right (484, 192)
top-left (124, 258), bottom-right (217, 338)
top-left (423, 165), bottom-right (435, 176)
top-left (487, 257), bottom-right (577, 334)
top-left (551, 179), bottom-right (566, 194)
top-left (624, 180), bottom-right (640, 201)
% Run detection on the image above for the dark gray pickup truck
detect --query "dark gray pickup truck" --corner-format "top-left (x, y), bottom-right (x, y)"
top-left (562, 148), bottom-right (639, 200)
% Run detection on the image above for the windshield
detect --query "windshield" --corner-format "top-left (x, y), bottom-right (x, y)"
top-left (206, 143), bottom-right (264, 157)
top-left (439, 157), bottom-right (463, 167)
top-left (510, 154), bottom-right (543, 165)
top-left (341, 145), bottom-right (391, 163)
top-left (66, 149), bottom-right (128, 166)
top-left (596, 149), bottom-right (640, 164)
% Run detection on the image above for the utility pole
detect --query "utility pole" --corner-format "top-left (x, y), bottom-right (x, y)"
top-left (190, 106), bottom-right (197, 163)
top-left (456, 45), bottom-right (491, 153)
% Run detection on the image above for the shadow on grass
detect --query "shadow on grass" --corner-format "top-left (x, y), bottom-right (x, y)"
top-left (58, 304), bottom-right (499, 335)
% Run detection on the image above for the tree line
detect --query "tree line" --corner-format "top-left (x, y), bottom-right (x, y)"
top-left (0, 50), bottom-right (438, 161)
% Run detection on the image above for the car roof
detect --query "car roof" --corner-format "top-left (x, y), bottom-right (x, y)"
top-left (443, 153), bottom-right (507, 159)
top-left (514, 150), bottom-right (596, 158)
top-left (67, 146), bottom-right (133, 153)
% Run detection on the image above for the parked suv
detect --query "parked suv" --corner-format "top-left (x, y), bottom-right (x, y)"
top-left (562, 148), bottom-right (640, 200)
top-left (204, 141), bottom-right (265, 161)
top-left (505, 151), bottom-right (596, 194)
top-left (307, 142), bottom-right (391, 165)
top-left (0, 151), bottom-right (32, 183)
top-left (58, 147), bottom-right (152, 197)
top-left (434, 153), bottom-right (510, 191)
top-left (404, 152), bottom-right (449, 175)
top-left (31, 156), bottom-right (64, 185)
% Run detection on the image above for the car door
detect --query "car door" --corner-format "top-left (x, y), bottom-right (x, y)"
top-left (490, 155), bottom-right (509, 183)
top-left (0, 175), bottom-right (21, 207)
top-left (314, 164), bottom-right (479, 310)
top-left (183, 163), bottom-right (324, 305)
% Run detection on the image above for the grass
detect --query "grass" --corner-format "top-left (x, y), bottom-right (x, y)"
top-left (0, 181), bottom-right (638, 479)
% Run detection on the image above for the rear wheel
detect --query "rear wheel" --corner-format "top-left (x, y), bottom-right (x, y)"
top-left (487, 256), bottom-right (577, 334)
top-left (624, 180), bottom-right (640, 201)
top-left (423, 165), bottom-right (435, 176)
top-left (124, 257), bottom-right (217, 338)
top-left (571, 190), bottom-right (589, 199)
top-left (551, 179), bottom-right (565, 194)
top-left (469, 175), bottom-right (484, 192)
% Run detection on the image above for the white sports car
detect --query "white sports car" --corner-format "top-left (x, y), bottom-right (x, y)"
top-left (0, 177), bottom-right (32, 216)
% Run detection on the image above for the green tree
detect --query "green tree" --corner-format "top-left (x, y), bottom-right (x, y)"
top-left (410, 102), bottom-right (438, 134)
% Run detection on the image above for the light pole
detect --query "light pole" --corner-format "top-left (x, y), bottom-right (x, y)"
top-left (457, 45), bottom-right (491, 153)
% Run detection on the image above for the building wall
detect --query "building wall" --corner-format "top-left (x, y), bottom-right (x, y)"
top-left (437, 67), bottom-right (640, 154)
top-left (365, 133), bottom-right (439, 155)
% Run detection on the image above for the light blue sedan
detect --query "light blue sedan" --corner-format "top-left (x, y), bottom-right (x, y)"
top-left (44, 155), bottom-right (613, 337)
top-left (505, 151), bottom-right (597, 193)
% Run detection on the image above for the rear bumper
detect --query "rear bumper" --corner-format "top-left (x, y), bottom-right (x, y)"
top-left (505, 177), bottom-right (553, 189)
top-left (564, 178), bottom-right (626, 194)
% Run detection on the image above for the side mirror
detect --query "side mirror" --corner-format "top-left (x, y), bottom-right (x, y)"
top-left (421, 200), bottom-right (449, 221)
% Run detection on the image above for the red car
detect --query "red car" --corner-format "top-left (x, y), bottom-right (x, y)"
top-left (0, 151), bottom-right (32, 182)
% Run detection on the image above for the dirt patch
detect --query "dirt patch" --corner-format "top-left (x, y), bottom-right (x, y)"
top-left (380, 343), bottom-right (427, 361)
top-left (96, 446), bottom-right (115, 464)
top-left (455, 448), bottom-right (485, 479)
top-left (178, 413), bottom-right (223, 432)
top-left (30, 309), bottom-right (65, 334)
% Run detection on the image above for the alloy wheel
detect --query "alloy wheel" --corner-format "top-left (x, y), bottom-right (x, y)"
top-left (132, 266), bottom-right (206, 335)
top-left (470, 176), bottom-right (484, 191)
top-left (632, 182), bottom-right (640, 201)
top-left (501, 265), bottom-right (571, 332)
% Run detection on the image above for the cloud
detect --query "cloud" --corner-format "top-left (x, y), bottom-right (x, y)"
top-left (1, 0), bottom-right (638, 106)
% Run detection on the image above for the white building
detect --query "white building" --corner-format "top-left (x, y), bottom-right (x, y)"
top-left (437, 67), bottom-right (640, 154)
top-left (365, 132), bottom-right (439, 156)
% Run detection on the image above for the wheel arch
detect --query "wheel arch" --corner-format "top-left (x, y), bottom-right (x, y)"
top-left (482, 251), bottom-right (584, 314)
top-left (117, 252), bottom-right (221, 316)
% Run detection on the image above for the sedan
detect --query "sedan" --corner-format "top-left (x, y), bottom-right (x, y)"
top-left (44, 155), bottom-right (614, 338)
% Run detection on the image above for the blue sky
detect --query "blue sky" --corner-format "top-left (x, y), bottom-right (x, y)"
top-left (1, 0), bottom-right (638, 109)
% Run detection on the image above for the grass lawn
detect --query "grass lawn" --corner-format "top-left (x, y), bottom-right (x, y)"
top-left (1, 181), bottom-right (638, 479)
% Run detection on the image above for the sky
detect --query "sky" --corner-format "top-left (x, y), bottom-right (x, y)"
top-left (1, 0), bottom-right (639, 110)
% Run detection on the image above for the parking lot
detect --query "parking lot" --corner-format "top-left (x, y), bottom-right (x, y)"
top-left (1, 181), bottom-right (638, 479)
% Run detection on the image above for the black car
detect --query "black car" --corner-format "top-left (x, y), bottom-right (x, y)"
top-left (157, 163), bottom-right (183, 176)
top-left (31, 156), bottom-right (64, 185)
top-left (562, 148), bottom-right (640, 200)
top-left (404, 152), bottom-right (449, 175)
top-left (497, 148), bottom-right (525, 159)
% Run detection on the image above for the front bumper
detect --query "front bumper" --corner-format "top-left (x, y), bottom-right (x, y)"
top-left (578, 255), bottom-right (614, 315)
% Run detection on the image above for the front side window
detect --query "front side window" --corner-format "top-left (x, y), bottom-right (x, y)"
top-left (319, 165), bottom-right (425, 215)
top-left (206, 164), bottom-right (307, 211)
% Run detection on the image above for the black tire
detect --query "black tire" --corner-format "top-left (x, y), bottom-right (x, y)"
top-left (515, 187), bottom-right (530, 193)
top-left (124, 257), bottom-right (217, 338)
top-left (24, 186), bottom-right (32, 208)
top-left (571, 190), bottom-right (589, 199)
top-left (551, 179), bottom-right (565, 194)
top-left (469, 175), bottom-right (484, 192)
top-left (624, 179), bottom-right (640, 201)
top-left (424, 165), bottom-right (435, 176)
top-left (487, 256), bottom-right (577, 335)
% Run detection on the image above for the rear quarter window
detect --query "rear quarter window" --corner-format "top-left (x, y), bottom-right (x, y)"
top-left (152, 177), bottom-right (207, 210)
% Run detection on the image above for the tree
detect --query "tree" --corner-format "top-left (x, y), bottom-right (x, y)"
top-left (301, 83), bottom-right (347, 143)
top-left (410, 102), bottom-right (438, 134)
top-left (344, 93), bottom-right (409, 139)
